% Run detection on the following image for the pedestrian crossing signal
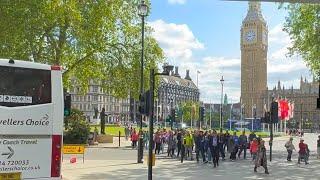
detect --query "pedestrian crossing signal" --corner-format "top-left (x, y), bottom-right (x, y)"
top-left (64, 93), bottom-right (71, 116)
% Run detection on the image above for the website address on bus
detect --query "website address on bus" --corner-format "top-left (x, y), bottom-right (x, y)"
top-left (0, 165), bottom-right (40, 172)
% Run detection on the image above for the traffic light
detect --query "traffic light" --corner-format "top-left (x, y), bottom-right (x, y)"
top-left (270, 101), bottom-right (278, 123)
top-left (171, 109), bottom-right (176, 123)
top-left (199, 107), bottom-right (205, 121)
top-left (64, 93), bottom-right (71, 116)
top-left (139, 90), bottom-right (150, 115)
top-left (317, 98), bottom-right (320, 109)
top-left (261, 112), bottom-right (270, 123)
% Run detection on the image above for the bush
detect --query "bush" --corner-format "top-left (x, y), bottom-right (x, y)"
top-left (64, 109), bottom-right (90, 144)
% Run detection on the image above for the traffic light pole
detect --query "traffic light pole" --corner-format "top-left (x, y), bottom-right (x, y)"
top-left (269, 112), bottom-right (273, 162)
top-left (148, 69), bottom-right (155, 180)
top-left (137, 14), bottom-right (145, 164)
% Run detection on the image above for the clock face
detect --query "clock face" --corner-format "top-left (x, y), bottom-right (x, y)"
top-left (245, 30), bottom-right (256, 42)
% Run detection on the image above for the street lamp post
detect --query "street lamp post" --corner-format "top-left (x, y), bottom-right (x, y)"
top-left (252, 104), bottom-right (256, 131)
top-left (149, 68), bottom-right (169, 180)
top-left (137, 0), bottom-right (148, 164)
top-left (220, 76), bottom-right (224, 133)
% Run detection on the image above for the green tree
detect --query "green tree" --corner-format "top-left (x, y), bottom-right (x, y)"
top-left (180, 101), bottom-right (199, 125)
top-left (282, 4), bottom-right (320, 76)
top-left (0, 0), bottom-right (164, 98)
top-left (64, 109), bottom-right (90, 144)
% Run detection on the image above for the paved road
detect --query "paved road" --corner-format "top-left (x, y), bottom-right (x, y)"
top-left (62, 133), bottom-right (320, 180)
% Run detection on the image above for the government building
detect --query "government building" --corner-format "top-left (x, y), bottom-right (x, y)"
top-left (155, 63), bottom-right (200, 122)
top-left (240, 2), bottom-right (319, 131)
top-left (69, 64), bottom-right (200, 124)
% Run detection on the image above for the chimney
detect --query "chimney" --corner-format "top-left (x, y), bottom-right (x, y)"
top-left (174, 66), bottom-right (181, 78)
top-left (185, 70), bottom-right (191, 80)
top-left (162, 63), bottom-right (174, 75)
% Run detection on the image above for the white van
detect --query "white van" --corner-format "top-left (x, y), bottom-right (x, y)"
top-left (0, 59), bottom-right (63, 179)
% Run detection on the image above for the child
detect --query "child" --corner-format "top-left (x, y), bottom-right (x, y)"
top-left (250, 138), bottom-right (259, 161)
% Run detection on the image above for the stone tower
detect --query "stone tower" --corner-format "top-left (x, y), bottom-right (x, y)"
top-left (240, 2), bottom-right (268, 118)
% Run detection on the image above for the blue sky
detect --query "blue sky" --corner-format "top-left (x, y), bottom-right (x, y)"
top-left (148, 0), bottom-right (312, 103)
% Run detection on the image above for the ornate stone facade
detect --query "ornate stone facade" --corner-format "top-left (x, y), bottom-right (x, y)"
top-left (156, 64), bottom-right (200, 121)
top-left (265, 77), bottom-right (320, 130)
top-left (241, 2), bottom-right (268, 118)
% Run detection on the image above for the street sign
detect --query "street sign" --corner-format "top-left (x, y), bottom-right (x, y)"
top-left (63, 145), bottom-right (85, 154)
top-left (63, 145), bottom-right (85, 163)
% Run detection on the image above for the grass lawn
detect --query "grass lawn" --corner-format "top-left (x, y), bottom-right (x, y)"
top-left (90, 124), bottom-right (279, 138)
top-left (90, 125), bottom-right (125, 137)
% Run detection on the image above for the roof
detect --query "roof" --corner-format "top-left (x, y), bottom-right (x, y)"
top-left (160, 75), bottom-right (198, 90)
top-left (0, 59), bottom-right (51, 70)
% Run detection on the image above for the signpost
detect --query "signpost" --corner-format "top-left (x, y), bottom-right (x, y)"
top-left (63, 145), bottom-right (85, 163)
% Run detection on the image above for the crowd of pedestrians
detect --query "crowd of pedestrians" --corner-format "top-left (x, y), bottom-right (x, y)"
top-left (127, 127), bottom-right (320, 175)
top-left (141, 128), bottom-right (270, 173)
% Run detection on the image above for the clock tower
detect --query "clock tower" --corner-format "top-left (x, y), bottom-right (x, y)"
top-left (241, 2), bottom-right (268, 118)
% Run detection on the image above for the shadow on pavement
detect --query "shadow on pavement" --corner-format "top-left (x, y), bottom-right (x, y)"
top-left (75, 150), bottom-right (320, 180)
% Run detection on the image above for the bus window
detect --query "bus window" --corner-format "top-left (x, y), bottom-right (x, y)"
top-left (0, 66), bottom-right (52, 107)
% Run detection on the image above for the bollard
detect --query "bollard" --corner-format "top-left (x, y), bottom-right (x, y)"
top-left (119, 131), bottom-right (121, 147)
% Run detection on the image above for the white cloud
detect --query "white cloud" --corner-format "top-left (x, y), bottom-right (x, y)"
top-left (168, 0), bottom-right (186, 5)
top-left (149, 19), bottom-right (204, 61)
top-left (267, 23), bottom-right (311, 89)
top-left (150, 20), bottom-right (311, 104)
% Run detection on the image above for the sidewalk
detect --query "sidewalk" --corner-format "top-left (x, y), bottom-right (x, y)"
top-left (87, 137), bottom-right (132, 148)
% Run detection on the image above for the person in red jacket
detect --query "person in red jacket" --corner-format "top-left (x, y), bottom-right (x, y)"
top-left (131, 129), bottom-right (139, 149)
top-left (250, 138), bottom-right (259, 161)
top-left (298, 139), bottom-right (309, 165)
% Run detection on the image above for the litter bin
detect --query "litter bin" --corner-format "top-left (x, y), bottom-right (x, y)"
top-left (144, 153), bottom-right (155, 166)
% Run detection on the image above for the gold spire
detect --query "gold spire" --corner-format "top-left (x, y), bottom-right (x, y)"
top-left (243, 1), bottom-right (265, 23)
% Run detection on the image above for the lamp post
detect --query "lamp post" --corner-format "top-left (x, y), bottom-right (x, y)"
top-left (220, 76), bottom-right (224, 133)
top-left (252, 104), bottom-right (256, 131)
top-left (137, 0), bottom-right (148, 164)
top-left (149, 68), bottom-right (169, 180)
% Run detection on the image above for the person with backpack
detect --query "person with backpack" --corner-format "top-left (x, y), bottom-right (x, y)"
top-left (284, 137), bottom-right (295, 162)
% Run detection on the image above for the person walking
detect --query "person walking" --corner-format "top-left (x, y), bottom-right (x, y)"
top-left (254, 140), bottom-right (269, 174)
top-left (248, 131), bottom-right (257, 157)
top-left (154, 131), bottom-right (162, 154)
top-left (143, 130), bottom-right (149, 150)
top-left (317, 135), bottom-right (320, 159)
top-left (185, 131), bottom-right (194, 161)
top-left (205, 131), bottom-right (212, 163)
top-left (194, 130), bottom-right (201, 163)
top-left (181, 131), bottom-right (186, 163)
top-left (284, 137), bottom-right (295, 162)
top-left (210, 130), bottom-right (219, 168)
top-left (298, 139), bottom-right (308, 165)
top-left (238, 131), bottom-right (248, 159)
top-left (230, 132), bottom-right (239, 161)
top-left (177, 130), bottom-right (182, 157)
top-left (131, 129), bottom-right (138, 149)
top-left (218, 132), bottom-right (226, 161)
top-left (224, 130), bottom-right (231, 153)
top-left (250, 138), bottom-right (259, 161)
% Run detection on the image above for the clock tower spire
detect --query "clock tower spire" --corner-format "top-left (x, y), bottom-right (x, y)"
top-left (240, 1), bottom-right (268, 118)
